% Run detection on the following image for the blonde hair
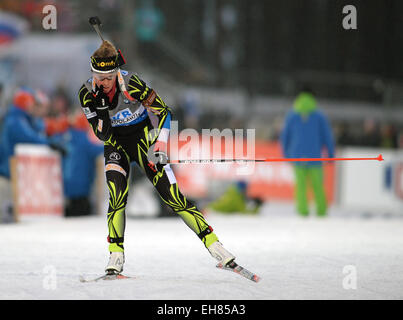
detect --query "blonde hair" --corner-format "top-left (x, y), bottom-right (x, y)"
top-left (92, 40), bottom-right (118, 58)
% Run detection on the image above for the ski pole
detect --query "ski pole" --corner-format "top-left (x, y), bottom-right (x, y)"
top-left (89, 16), bottom-right (105, 42)
top-left (166, 154), bottom-right (384, 164)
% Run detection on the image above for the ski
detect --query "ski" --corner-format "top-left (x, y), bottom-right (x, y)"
top-left (79, 273), bottom-right (133, 283)
top-left (216, 261), bottom-right (261, 283)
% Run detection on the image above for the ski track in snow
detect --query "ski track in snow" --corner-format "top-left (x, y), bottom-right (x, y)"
top-left (1, 204), bottom-right (402, 300)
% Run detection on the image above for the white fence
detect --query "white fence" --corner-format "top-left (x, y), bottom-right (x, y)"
top-left (337, 147), bottom-right (403, 214)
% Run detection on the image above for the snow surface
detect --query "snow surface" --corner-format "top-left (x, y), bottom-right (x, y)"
top-left (1, 203), bottom-right (402, 300)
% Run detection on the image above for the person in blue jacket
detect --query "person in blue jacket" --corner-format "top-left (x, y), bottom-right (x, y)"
top-left (58, 112), bottom-right (104, 217)
top-left (0, 87), bottom-right (51, 221)
top-left (0, 87), bottom-right (49, 179)
top-left (280, 90), bottom-right (335, 217)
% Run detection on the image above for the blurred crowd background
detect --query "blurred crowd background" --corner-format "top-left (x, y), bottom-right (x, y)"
top-left (0, 0), bottom-right (403, 218)
top-left (1, 0), bottom-right (403, 148)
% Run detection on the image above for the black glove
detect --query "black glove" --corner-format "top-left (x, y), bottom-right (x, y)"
top-left (154, 150), bottom-right (168, 166)
top-left (147, 142), bottom-right (168, 172)
top-left (92, 85), bottom-right (110, 114)
top-left (92, 85), bottom-right (112, 141)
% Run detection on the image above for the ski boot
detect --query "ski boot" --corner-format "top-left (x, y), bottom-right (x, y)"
top-left (208, 241), bottom-right (261, 282)
top-left (105, 252), bottom-right (125, 275)
top-left (208, 241), bottom-right (236, 266)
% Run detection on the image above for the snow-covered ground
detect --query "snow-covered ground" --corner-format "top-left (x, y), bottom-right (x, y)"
top-left (1, 203), bottom-right (402, 300)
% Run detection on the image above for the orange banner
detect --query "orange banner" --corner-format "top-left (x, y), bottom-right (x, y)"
top-left (173, 140), bottom-right (335, 203)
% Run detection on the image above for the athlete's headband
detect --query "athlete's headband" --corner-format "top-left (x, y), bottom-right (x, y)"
top-left (90, 49), bottom-right (126, 73)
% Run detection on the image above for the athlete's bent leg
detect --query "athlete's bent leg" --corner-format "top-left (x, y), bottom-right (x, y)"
top-left (133, 128), bottom-right (235, 265)
top-left (104, 146), bottom-right (130, 253)
top-left (147, 164), bottom-right (235, 264)
top-left (150, 163), bottom-right (218, 248)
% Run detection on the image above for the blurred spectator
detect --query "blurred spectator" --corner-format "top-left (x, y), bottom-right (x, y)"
top-left (0, 83), bottom-right (5, 131)
top-left (356, 118), bottom-right (380, 147)
top-left (48, 89), bottom-right (72, 117)
top-left (0, 87), bottom-right (49, 179)
top-left (280, 90), bottom-right (335, 217)
top-left (0, 83), bottom-right (4, 111)
top-left (42, 89), bottom-right (70, 138)
top-left (134, 0), bottom-right (164, 43)
top-left (177, 90), bottom-right (202, 130)
top-left (0, 87), bottom-right (49, 222)
top-left (52, 111), bottom-right (104, 217)
top-left (34, 89), bottom-right (50, 117)
top-left (380, 123), bottom-right (398, 149)
top-left (398, 129), bottom-right (403, 149)
top-left (271, 116), bottom-right (284, 142)
top-left (205, 181), bottom-right (262, 215)
top-left (335, 121), bottom-right (355, 146)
